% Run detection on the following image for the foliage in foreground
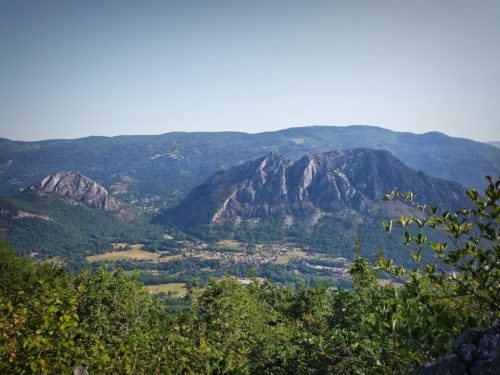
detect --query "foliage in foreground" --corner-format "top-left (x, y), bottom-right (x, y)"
top-left (0, 177), bottom-right (498, 374)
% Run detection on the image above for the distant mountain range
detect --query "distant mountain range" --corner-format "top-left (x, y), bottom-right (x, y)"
top-left (161, 149), bottom-right (466, 228)
top-left (0, 126), bottom-right (498, 203)
top-left (488, 141), bottom-right (500, 149)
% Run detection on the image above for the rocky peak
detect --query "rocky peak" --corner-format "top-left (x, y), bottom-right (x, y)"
top-left (257, 153), bottom-right (284, 180)
top-left (28, 171), bottom-right (119, 210)
top-left (163, 149), bottom-right (467, 228)
top-left (319, 149), bottom-right (417, 200)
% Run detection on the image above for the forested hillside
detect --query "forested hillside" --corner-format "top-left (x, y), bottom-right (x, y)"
top-left (1, 177), bottom-right (498, 374)
top-left (0, 192), bottom-right (162, 262)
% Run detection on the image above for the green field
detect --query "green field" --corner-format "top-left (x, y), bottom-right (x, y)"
top-left (87, 246), bottom-right (160, 262)
top-left (146, 283), bottom-right (187, 297)
top-left (215, 239), bottom-right (242, 250)
top-left (276, 249), bottom-right (308, 264)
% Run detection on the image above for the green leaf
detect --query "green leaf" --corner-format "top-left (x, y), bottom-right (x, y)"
top-left (383, 221), bottom-right (393, 232)
top-left (391, 318), bottom-right (397, 331)
top-left (400, 216), bottom-right (411, 227)
top-left (429, 241), bottom-right (447, 254)
top-left (397, 266), bottom-right (404, 276)
top-left (404, 231), bottom-right (414, 245)
top-left (424, 264), bottom-right (437, 273)
top-left (417, 233), bottom-right (426, 245)
top-left (405, 192), bottom-right (415, 200)
top-left (491, 205), bottom-right (500, 219)
top-left (466, 189), bottom-right (479, 201)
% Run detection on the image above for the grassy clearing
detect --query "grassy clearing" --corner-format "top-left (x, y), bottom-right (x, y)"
top-left (276, 250), bottom-right (308, 264)
top-left (194, 252), bottom-right (223, 260)
top-left (158, 254), bottom-right (184, 262)
top-left (87, 248), bottom-right (160, 263)
top-left (146, 283), bottom-right (187, 297)
top-left (129, 244), bottom-right (144, 250)
top-left (158, 251), bottom-right (223, 263)
top-left (216, 240), bottom-right (241, 250)
top-left (200, 267), bottom-right (214, 272)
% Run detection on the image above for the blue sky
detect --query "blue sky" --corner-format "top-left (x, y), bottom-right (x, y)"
top-left (0, 0), bottom-right (499, 141)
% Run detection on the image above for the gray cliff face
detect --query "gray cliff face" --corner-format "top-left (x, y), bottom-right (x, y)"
top-left (165, 149), bottom-right (467, 228)
top-left (28, 172), bottom-right (119, 210)
top-left (417, 321), bottom-right (500, 375)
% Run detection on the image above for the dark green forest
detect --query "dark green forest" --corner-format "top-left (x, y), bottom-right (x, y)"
top-left (0, 193), bottom-right (162, 260)
top-left (1, 178), bottom-right (498, 374)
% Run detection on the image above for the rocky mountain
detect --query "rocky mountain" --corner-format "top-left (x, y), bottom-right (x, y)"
top-left (0, 126), bottom-right (498, 201)
top-left (162, 149), bottom-right (467, 228)
top-left (27, 171), bottom-right (119, 211)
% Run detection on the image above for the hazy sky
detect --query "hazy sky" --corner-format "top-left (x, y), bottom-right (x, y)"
top-left (0, 0), bottom-right (499, 141)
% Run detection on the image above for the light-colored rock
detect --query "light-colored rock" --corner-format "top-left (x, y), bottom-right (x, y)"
top-left (29, 171), bottom-right (119, 210)
top-left (165, 149), bottom-right (466, 228)
top-left (73, 366), bottom-right (89, 375)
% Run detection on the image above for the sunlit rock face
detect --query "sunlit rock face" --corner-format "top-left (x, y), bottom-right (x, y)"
top-left (163, 148), bottom-right (466, 228)
top-left (29, 171), bottom-right (119, 210)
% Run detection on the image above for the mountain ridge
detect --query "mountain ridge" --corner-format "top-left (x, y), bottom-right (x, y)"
top-left (162, 149), bottom-right (466, 228)
top-left (0, 125), bottom-right (498, 199)
top-left (0, 125), bottom-right (483, 143)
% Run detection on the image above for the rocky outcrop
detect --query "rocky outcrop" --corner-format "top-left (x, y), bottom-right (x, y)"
top-left (28, 171), bottom-right (119, 210)
top-left (73, 366), bottom-right (89, 375)
top-left (416, 321), bottom-right (500, 375)
top-left (163, 149), bottom-right (466, 228)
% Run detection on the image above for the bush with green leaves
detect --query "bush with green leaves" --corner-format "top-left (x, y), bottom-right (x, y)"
top-left (0, 246), bottom-right (166, 374)
top-left (361, 175), bottom-right (500, 366)
top-left (380, 176), bottom-right (499, 321)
